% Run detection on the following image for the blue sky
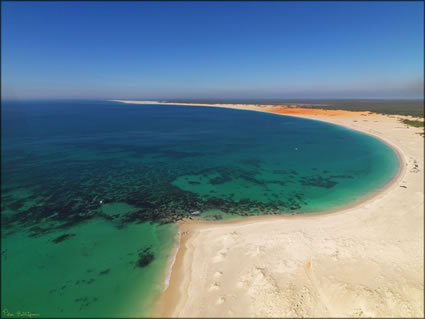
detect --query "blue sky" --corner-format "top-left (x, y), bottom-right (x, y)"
top-left (1, 1), bottom-right (423, 100)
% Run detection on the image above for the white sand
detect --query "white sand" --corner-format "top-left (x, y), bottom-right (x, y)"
top-left (113, 100), bottom-right (424, 317)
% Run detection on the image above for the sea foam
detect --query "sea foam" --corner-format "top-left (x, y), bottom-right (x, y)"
top-left (163, 231), bottom-right (181, 292)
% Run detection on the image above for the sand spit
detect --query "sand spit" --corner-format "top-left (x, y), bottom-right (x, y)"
top-left (113, 100), bottom-right (424, 317)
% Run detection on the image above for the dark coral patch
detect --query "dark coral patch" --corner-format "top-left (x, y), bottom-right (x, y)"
top-left (52, 233), bottom-right (76, 243)
top-left (136, 247), bottom-right (155, 268)
top-left (99, 269), bottom-right (110, 276)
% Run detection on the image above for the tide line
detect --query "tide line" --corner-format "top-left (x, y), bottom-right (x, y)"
top-left (163, 231), bottom-right (181, 292)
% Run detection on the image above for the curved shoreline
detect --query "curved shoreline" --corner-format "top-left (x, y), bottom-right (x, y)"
top-left (111, 100), bottom-right (423, 317)
top-left (113, 99), bottom-right (404, 219)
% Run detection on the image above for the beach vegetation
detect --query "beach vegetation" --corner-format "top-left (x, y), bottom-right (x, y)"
top-left (400, 118), bottom-right (424, 128)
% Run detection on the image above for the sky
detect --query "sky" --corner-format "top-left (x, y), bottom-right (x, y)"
top-left (1, 1), bottom-right (424, 100)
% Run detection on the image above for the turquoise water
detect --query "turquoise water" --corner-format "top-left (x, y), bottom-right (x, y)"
top-left (1, 100), bottom-right (399, 317)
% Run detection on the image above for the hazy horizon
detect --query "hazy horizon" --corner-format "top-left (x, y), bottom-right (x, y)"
top-left (2, 97), bottom-right (424, 102)
top-left (2, 2), bottom-right (424, 100)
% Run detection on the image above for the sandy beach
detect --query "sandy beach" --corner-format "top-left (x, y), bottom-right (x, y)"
top-left (115, 100), bottom-right (424, 317)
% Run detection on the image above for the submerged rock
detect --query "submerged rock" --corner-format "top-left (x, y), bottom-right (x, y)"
top-left (52, 233), bottom-right (76, 244)
top-left (136, 248), bottom-right (154, 268)
top-left (99, 269), bottom-right (110, 276)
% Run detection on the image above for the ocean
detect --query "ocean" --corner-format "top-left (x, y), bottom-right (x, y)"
top-left (1, 100), bottom-right (399, 317)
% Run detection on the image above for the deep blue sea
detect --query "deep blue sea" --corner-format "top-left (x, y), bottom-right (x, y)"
top-left (1, 100), bottom-right (399, 317)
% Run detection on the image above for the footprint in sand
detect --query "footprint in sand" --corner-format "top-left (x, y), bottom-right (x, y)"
top-left (212, 250), bottom-right (227, 263)
top-left (222, 232), bottom-right (239, 245)
top-left (212, 255), bottom-right (223, 263)
top-left (216, 296), bottom-right (226, 305)
top-left (208, 282), bottom-right (220, 291)
top-left (230, 231), bottom-right (239, 238)
top-left (213, 271), bottom-right (223, 279)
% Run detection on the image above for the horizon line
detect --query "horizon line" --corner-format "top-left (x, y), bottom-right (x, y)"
top-left (2, 97), bottom-right (424, 102)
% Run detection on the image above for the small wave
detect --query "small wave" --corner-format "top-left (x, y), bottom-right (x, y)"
top-left (163, 231), bottom-right (181, 292)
